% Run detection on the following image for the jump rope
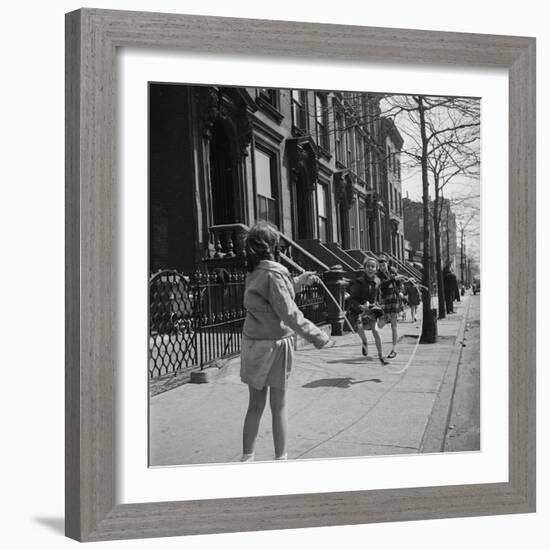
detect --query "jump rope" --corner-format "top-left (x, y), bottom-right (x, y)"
top-left (295, 265), bottom-right (425, 376)
top-left (209, 260), bottom-right (424, 374)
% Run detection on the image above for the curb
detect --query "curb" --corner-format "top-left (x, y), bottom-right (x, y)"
top-left (419, 296), bottom-right (472, 453)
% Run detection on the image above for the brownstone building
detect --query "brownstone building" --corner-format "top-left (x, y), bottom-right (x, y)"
top-left (150, 84), bottom-right (416, 278)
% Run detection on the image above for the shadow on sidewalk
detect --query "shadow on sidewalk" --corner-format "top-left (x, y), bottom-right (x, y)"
top-left (302, 377), bottom-right (382, 389)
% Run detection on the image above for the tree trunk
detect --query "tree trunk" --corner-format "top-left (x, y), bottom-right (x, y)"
top-left (433, 192), bottom-right (446, 319)
top-left (460, 229), bottom-right (465, 284)
top-left (434, 226), bottom-right (446, 319)
top-left (445, 203), bottom-right (451, 264)
top-left (418, 97), bottom-right (437, 343)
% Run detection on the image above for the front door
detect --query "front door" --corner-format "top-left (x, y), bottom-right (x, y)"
top-left (209, 120), bottom-right (236, 225)
top-left (338, 201), bottom-right (350, 249)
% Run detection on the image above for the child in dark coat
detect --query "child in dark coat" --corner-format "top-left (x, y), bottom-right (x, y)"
top-left (348, 257), bottom-right (389, 365)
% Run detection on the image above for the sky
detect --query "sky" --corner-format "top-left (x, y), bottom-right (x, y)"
top-left (384, 95), bottom-right (481, 268)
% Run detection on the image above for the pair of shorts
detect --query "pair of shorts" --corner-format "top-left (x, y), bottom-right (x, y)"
top-left (240, 335), bottom-right (294, 390)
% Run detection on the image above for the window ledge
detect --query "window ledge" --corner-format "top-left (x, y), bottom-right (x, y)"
top-left (255, 96), bottom-right (284, 124)
top-left (317, 145), bottom-right (332, 160)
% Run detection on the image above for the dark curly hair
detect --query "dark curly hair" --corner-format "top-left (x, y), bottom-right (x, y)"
top-left (245, 221), bottom-right (280, 272)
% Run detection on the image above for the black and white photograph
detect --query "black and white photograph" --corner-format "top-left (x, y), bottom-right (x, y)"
top-left (148, 84), bottom-right (481, 466)
top-left (3, 0), bottom-right (544, 546)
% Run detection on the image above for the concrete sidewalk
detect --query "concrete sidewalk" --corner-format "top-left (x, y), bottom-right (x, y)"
top-left (149, 295), bottom-right (472, 466)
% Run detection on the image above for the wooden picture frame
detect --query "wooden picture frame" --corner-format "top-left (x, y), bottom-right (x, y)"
top-left (65, 8), bottom-right (536, 542)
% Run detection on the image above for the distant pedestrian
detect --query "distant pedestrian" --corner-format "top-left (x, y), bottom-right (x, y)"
top-left (348, 257), bottom-right (388, 365)
top-left (404, 277), bottom-right (421, 322)
top-left (443, 261), bottom-right (459, 314)
top-left (239, 222), bottom-right (329, 462)
top-left (377, 255), bottom-right (402, 359)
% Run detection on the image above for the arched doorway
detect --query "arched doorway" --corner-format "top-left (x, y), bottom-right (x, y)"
top-left (288, 137), bottom-right (318, 241)
top-left (209, 120), bottom-right (236, 225)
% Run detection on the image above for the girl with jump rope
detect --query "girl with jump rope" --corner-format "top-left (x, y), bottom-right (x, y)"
top-left (347, 257), bottom-right (389, 366)
top-left (239, 222), bottom-right (330, 462)
top-left (329, 260), bottom-right (425, 375)
top-left (376, 254), bottom-right (404, 359)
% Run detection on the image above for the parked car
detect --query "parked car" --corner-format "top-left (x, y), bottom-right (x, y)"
top-left (472, 277), bottom-right (480, 295)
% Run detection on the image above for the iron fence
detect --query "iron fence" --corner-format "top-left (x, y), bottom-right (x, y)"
top-left (149, 268), bottom-right (328, 379)
top-left (295, 280), bottom-right (327, 325)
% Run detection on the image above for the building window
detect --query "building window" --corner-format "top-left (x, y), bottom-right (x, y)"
top-left (317, 183), bottom-right (328, 242)
top-left (350, 199), bottom-right (357, 248)
top-left (335, 110), bottom-right (344, 163)
top-left (359, 201), bottom-right (368, 250)
top-left (347, 124), bottom-right (355, 170)
top-left (314, 93), bottom-right (329, 150)
top-left (258, 88), bottom-right (278, 108)
top-left (291, 90), bottom-right (307, 133)
top-left (355, 129), bottom-right (364, 180)
top-left (255, 148), bottom-right (278, 225)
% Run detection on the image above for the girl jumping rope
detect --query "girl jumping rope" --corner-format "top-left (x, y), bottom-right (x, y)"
top-left (239, 222), bottom-right (330, 462)
top-left (376, 254), bottom-right (402, 359)
top-left (348, 257), bottom-right (389, 366)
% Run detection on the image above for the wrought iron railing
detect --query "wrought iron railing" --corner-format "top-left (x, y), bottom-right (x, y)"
top-left (277, 231), bottom-right (329, 274)
top-left (207, 223), bottom-right (248, 259)
top-left (295, 280), bottom-right (327, 325)
top-left (149, 268), bottom-right (328, 379)
top-left (149, 270), bottom-right (198, 378)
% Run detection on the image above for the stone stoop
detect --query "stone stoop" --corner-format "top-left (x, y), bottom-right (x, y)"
top-left (189, 356), bottom-right (238, 384)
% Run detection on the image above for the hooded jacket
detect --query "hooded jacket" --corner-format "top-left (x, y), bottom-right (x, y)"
top-left (242, 260), bottom-right (328, 348)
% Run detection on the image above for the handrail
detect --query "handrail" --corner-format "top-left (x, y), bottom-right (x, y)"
top-left (405, 261), bottom-right (423, 279)
top-left (388, 252), bottom-right (417, 279)
top-left (385, 251), bottom-right (421, 280)
top-left (209, 223), bottom-right (249, 232)
top-left (279, 252), bottom-right (305, 274)
top-left (277, 231), bottom-right (330, 272)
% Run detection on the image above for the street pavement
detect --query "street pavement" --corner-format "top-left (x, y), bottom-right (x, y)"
top-left (149, 294), bottom-right (476, 466)
top-left (444, 294), bottom-right (480, 451)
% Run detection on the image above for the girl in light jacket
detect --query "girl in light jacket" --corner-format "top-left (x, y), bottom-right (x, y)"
top-left (240, 222), bottom-right (329, 462)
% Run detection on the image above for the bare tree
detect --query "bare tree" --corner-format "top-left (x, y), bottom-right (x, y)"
top-left (380, 95), bottom-right (480, 341)
top-left (279, 88), bottom-right (480, 338)
top-left (455, 202), bottom-right (480, 285)
top-left (429, 125), bottom-right (480, 318)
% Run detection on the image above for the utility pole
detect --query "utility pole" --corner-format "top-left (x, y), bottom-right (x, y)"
top-left (445, 200), bottom-right (451, 265)
top-left (460, 228), bottom-right (465, 285)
